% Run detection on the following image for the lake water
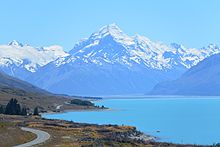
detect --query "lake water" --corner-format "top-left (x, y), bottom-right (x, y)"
top-left (42, 97), bottom-right (220, 145)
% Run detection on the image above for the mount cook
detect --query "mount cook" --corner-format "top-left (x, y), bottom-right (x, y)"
top-left (1, 24), bottom-right (219, 96)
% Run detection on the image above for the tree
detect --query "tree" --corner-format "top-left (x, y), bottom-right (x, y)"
top-left (5, 98), bottom-right (21, 115)
top-left (21, 107), bottom-right (27, 116)
top-left (3, 98), bottom-right (29, 116)
top-left (5, 99), bottom-right (13, 114)
top-left (33, 107), bottom-right (39, 115)
top-left (70, 99), bottom-right (94, 106)
top-left (0, 105), bottom-right (5, 114)
top-left (15, 102), bottom-right (21, 115)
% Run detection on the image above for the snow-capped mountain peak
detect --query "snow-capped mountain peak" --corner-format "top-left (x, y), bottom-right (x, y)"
top-left (0, 42), bottom-right (68, 75)
top-left (68, 24), bottom-right (220, 71)
top-left (8, 40), bottom-right (23, 47)
top-left (89, 23), bottom-right (135, 46)
top-left (134, 34), bottom-right (151, 43)
top-left (204, 43), bottom-right (219, 52)
top-left (91, 23), bottom-right (124, 38)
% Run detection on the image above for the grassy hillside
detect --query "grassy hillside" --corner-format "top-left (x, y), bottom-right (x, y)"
top-left (0, 121), bottom-right (36, 147)
top-left (0, 72), bottom-right (99, 112)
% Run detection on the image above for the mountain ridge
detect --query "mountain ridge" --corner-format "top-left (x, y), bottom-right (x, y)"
top-left (0, 40), bottom-right (68, 80)
top-left (1, 24), bottom-right (220, 95)
top-left (26, 24), bottom-right (220, 95)
top-left (149, 53), bottom-right (220, 96)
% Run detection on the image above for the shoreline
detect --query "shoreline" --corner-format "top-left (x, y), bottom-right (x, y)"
top-left (41, 106), bottom-right (159, 144)
top-left (39, 112), bottom-right (211, 146)
top-left (0, 114), bottom-right (159, 146)
top-left (42, 98), bottom-right (220, 146)
top-left (41, 107), bottom-right (113, 115)
top-left (0, 110), bottom-right (210, 146)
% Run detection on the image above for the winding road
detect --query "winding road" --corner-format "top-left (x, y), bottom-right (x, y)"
top-left (14, 127), bottom-right (50, 147)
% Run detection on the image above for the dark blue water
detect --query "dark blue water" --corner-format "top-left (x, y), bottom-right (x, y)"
top-left (42, 98), bottom-right (220, 145)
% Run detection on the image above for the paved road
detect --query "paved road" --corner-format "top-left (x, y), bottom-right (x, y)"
top-left (14, 127), bottom-right (50, 147)
top-left (56, 104), bottom-right (63, 110)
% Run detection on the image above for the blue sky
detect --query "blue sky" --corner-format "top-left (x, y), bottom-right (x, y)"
top-left (0, 0), bottom-right (219, 51)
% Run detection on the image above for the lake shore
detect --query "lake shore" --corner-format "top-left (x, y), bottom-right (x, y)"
top-left (43, 98), bottom-right (220, 145)
top-left (0, 114), bottom-right (208, 147)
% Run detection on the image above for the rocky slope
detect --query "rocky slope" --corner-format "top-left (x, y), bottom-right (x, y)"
top-left (149, 53), bottom-right (220, 96)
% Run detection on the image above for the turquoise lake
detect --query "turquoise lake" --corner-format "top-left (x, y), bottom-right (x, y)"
top-left (42, 97), bottom-right (220, 145)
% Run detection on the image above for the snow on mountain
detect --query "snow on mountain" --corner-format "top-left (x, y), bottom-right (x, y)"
top-left (0, 41), bottom-right (68, 79)
top-left (27, 24), bottom-right (220, 96)
top-left (1, 24), bottom-right (220, 96)
top-left (90, 23), bottom-right (135, 46)
top-left (68, 24), bottom-right (220, 71)
top-left (149, 53), bottom-right (220, 96)
top-left (8, 40), bottom-right (24, 47)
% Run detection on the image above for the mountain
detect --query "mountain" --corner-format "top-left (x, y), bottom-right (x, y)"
top-left (0, 71), bottom-right (98, 112)
top-left (149, 53), bottom-right (220, 96)
top-left (0, 40), bottom-right (68, 80)
top-left (26, 24), bottom-right (220, 96)
top-left (0, 70), bottom-right (48, 94)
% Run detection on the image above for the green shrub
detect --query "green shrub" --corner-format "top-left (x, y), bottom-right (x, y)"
top-left (70, 99), bottom-right (94, 106)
